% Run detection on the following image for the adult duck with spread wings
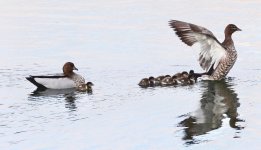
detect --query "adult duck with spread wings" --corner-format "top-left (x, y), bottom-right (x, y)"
top-left (169, 20), bottom-right (241, 80)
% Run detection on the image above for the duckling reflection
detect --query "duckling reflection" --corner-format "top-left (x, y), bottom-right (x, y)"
top-left (178, 80), bottom-right (244, 145)
top-left (64, 92), bottom-right (77, 111)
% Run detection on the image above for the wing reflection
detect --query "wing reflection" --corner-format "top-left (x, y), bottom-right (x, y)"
top-left (178, 80), bottom-right (244, 145)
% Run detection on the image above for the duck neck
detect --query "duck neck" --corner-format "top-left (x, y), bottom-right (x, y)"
top-left (223, 32), bottom-right (234, 50)
top-left (64, 71), bottom-right (74, 77)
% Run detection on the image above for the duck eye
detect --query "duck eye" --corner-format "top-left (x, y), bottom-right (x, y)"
top-left (231, 25), bottom-right (237, 30)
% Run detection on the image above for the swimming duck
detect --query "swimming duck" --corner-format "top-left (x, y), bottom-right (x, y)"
top-left (179, 71), bottom-right (194, 86)
top-left (26, 62), bottom-right (87, 90)
top-left (169, 20), bottom-right (241, 80)
top-left (161, 75), bottom-right (179, 86)
top-left (171, 75), bottom-right (178, 85)
top-left (160, 76), bottom-right (172, 86)
top-left (155, 75), bottom-right (165, 85)
top-left (77, 82), bottom-right (94, 92)
top-left (148, 76), bottom-right (156, 86)
top-left (176, 71), bottom-right (189, 84)
top-left (138, 78), bottom-right (150, 87)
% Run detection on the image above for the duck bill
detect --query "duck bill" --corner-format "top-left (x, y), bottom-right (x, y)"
top-left (237, 28), bottom-right (242, 31)
top-left (73, 66), bottom-right (78, 71)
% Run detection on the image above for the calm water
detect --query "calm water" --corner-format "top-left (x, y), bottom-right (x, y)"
top-left (0, 0), bottom-right (261, 149)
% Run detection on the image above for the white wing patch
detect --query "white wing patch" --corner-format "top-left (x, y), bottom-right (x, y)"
top-left (35, 78), bottom-right (76, 89)
top-left (193, 33), bottom-right (227, 71)
top-left (169, 20), bottom-right (227, 72)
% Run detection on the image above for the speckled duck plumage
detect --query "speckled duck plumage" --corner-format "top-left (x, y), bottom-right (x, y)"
top-left (169, 20), bottom-right (241, 80)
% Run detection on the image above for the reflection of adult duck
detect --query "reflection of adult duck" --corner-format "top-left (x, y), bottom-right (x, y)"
top-left (26, 62), bottom-right (92, 91)
top-left (28, 88), bottom-right (79, 111)
top-left (178, 80), bottom-right (244, 144)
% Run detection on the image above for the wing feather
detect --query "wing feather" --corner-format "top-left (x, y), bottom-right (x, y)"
top-left (169, 20), bottom-right (227, 72)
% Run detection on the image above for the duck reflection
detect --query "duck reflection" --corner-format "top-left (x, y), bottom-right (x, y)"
top-left (178, 79), bottom-right (244, 144)
top-left (29, 88), bottom-right (91, 111)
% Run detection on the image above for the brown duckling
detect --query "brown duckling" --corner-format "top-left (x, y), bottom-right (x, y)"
top-left (148, 76), bottom-right (156, 86)
top-left (153, 77), bottom-right (162, 86)
top-left (155, 75), bottom-right (165, 82)
top-left (187, 70), bottom-right (197, 84)
top-left (179, 70), bottom-right (197, 86)
top-left (138, 78), bottom-right (150, 87)
top-left (160, 76), bottom-right (172, 86)
top-left (175, 71), bottom-right (188, 84)
top-left (171, 75), bottom-right (178, 85)
top-left (181, 71), bottom-right (189, 78)
top-left (153, 75), bottom-right (164, 86)
top-left (161, 75), bottom-right (178, 86)
top-left (77, 82), bottom-right (94, 92)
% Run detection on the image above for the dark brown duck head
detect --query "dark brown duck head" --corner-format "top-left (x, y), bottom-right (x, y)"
top-left (224, 24), bottom-right (241, 37)
top-left (63, 62), bottom-right (78, 76)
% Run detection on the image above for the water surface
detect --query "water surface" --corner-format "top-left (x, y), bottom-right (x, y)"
top-left (0, 0), bottom-right (261, 149)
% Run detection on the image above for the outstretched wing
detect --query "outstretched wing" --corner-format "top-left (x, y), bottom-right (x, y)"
top-left (169, 20), bottom-right (227, 72)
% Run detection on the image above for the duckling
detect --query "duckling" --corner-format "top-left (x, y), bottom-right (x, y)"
top-left (171, 75), bottom-right (178, 85)
top-left (161, 76), bottom-right (172, 86)
top-left (86, 82), bottom-right (94, 92)
top-left (155, 75), bottom-right (165, 85)
top-left (161, 75), bottom-right (175, 86)
top-left (176, 71), bottom-right (188, 84)
top-left (174, 72), bottom-right (182, 77)
top-left (156, 75), bottom-right (165, 81)
top-left (188, 70), bottom-right (197, 84)
top-left (77, 82), bottom-right (94, 92)
top-left (148, 76), bottom-right (156, 87)
top-left (179, 70), bottom-right (197, 86)
top-left (181, 71), bottom-right (189, 78)
top-left (138, 78), bottom-right (150, 87)
top-left (165, 75), bottom-right (171, 78)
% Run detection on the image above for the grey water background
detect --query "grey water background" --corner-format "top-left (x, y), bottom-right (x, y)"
top-left (0, 0), bottom-right (260, 149)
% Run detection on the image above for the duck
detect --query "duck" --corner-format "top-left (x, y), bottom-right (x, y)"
top-left (148, 76), bottom-right (156, 86)
top-left (180, 70), bottom-right (196, 85)
top-left (176, 71), bottom-right (189, 84)
top-left (138, 78), bottom-right (150, 87)
top-left (155, 75), bottom-right (165, 85)
top-left (138, 76), bottom-right (157, 87)
top-left (160, 76), bottom-right (172, 86)
top-left (26, 62), bottom-right (88, 90)
top-left (77, 82), bottom-right (94, 92)
top-left (156, 75), bottom-right (165, 81)
top-left (171, 75), bottom-right (178, 85)
top-left (169, 20), bottom-right (241, 80)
